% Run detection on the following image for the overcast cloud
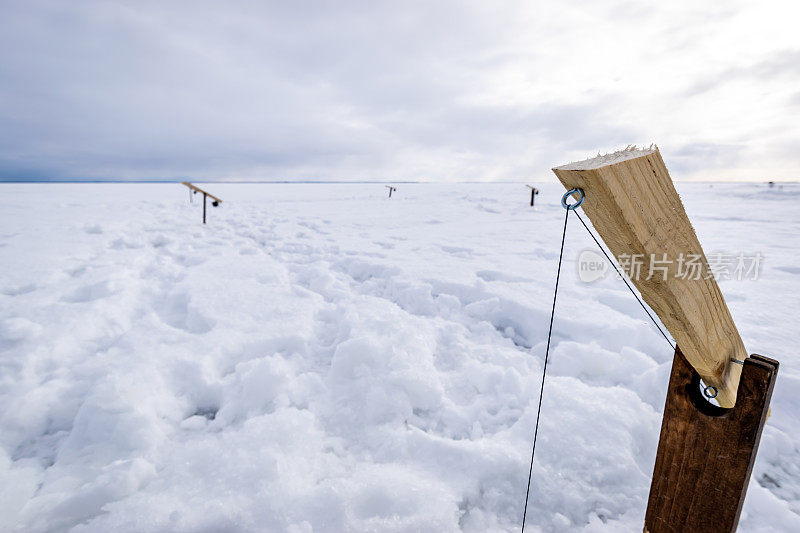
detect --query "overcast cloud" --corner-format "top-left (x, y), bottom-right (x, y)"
top-left (0, 0), bottom-right (798, 181)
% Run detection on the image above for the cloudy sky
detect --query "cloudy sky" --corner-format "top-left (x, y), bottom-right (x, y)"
top-left (1, 0), bottom-right (798, 182)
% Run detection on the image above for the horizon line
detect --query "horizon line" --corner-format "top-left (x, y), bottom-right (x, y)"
top-left (1, 178), bottom-right (797, 184)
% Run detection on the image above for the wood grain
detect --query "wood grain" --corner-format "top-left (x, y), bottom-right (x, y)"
top-left (552, 148), bottom-right (747, 406)
top-left (644, 348), bottom-right (777, 532)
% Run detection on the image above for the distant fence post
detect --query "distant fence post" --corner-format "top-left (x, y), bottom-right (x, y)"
top-left (526, 185), bottom-right (539, 206)
top-left (385, 185), bottom-right (397, 198)
top-left (181, 182), bottom-right (222, 224)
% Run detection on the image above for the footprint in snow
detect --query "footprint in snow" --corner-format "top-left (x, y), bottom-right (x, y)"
top-left (775, 266), bottom-right (800, 275)
top-left (440, 245), bottom-right (472, 257)
top-left (476, 203), bottom-right (500, 214)
top-left (0, 317), bottom-right (44, 345)
top-left (67, 265), bottom-right (87, 278)
top-left (172, 254), bottom-right (206, 267)
top-left (155, 292), bottom-right (215, 334)
top-left (62, 280), bottom-right (118, 303)
top-left (83, 224), bottom-right (103, 234)
top-left (476, 270), bottom-right (530, 283)
top-left (1, 283), bottom-right (37, 296)
top-left (298, 221), bottom-right (327, 234)
top-left (110, 237), bottom-right (145, 249)
top-left (150, 234), bottom-right (171, 248)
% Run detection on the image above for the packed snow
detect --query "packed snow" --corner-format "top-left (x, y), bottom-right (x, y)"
top-left (552, 146), bottom-right (657, 171)
top-left (1, 182), bottom-right (799, 532)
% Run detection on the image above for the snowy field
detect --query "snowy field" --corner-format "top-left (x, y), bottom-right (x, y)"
top-left (1, 181), bottom-right (799, 532)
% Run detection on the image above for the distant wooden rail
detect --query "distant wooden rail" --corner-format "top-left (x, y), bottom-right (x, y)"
top-left (181, 181), bottom-right (222, 224)
top-left (182, 182), bottom-right (223, 204)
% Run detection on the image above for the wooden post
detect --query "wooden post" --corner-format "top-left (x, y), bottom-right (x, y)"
top-left (181, 182), bottom-right (222, 224)
top-left (386, 185), bottom-right (396, 198)
top-left (645, 348), bottom-right (777, 532)
top-left (525, 185), bottom-right (539, 206)
top-left (552, 147), bottom-right (779, 532)
top-left (552, 148), bottom-right (745, 407)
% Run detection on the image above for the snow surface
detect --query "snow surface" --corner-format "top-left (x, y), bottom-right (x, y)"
top-left (553, 147), bottom-right (657, 171)
top-left (1, 182), bottom-right (799, 532)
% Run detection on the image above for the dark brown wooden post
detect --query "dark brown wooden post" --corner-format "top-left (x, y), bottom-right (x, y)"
top-left (203, 193), bottom-right (206, 224)
top-left (645, 348), bottom-right (778, 532)
top-left (525, 185), bottom-right (538, 206)
top-left (386, 185), bottom-right (396, 198)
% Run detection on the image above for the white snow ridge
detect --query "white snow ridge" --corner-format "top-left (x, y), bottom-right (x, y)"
top-left (1, 182), bottom-right (799, 532)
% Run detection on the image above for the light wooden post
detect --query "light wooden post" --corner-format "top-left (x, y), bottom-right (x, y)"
top-left (552, 148), bottom-right (745, 407)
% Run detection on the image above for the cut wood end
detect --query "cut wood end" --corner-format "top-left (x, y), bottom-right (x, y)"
top-left (553, 145), bottom-right (658, 171)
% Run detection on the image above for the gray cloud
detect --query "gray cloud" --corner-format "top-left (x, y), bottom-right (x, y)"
top-left (684, 49), bottom-right (800, 97)
top-left (0, 0), bottom-right (798, 181)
